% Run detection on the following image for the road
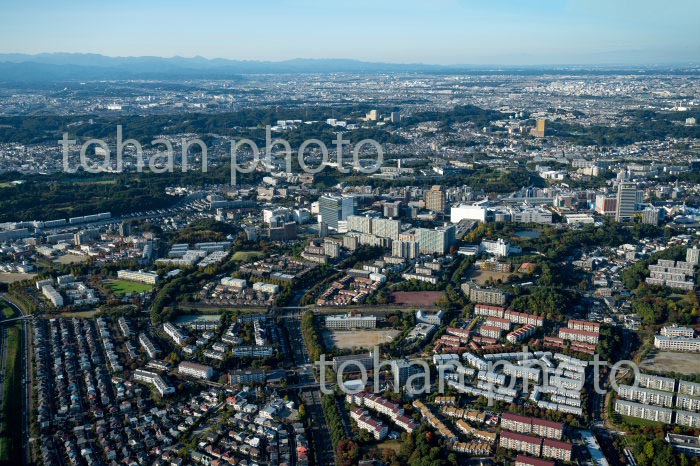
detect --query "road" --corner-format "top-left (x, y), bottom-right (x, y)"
top-left (1, 295), bottom-right (32, 466)
top-left (283, 314), bottom-right (336, 466)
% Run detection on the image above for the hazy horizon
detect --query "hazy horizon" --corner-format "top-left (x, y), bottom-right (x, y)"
top-left (1, 0), bottom-right (699, 66)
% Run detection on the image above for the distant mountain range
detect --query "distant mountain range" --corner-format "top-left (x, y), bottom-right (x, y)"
top-left (0, 53), bottom-right (697, 82)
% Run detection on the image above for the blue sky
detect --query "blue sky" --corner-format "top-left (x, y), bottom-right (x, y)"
top-left (1, 0), bottom-right (698, 64)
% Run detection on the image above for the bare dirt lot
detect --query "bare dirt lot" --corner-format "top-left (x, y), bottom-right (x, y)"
top-left (468, 269), bottom-right (515, 285)
top-left (322, 329), bottom-right (401, 350)
top-left (390, 291), bottom-right (444, 306)
top-left (0, 272), bottom-right (36, 283)
top-left (640, 350), bottom-right (700, 376)
top-left (54, 254), bottom-right (89, 264)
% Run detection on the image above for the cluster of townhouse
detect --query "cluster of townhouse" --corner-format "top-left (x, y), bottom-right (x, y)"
top-left (316, 269), bottom-right (385, 306)
top-left (202, 277), bottom-right (280, 307)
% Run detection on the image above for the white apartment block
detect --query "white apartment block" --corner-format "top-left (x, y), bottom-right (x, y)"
top-left (42, 284), bottom-right (64, 307)
top-left (661, 325), bottom-right (695, 338)
top-left (618, 384), bottom-right (674, 407)
top-left (637, 373), bottom-right (676, 392)
top-left (654, 335), bottom-right (700, 352)
top-left (178, 361), bottom-right (214, 380)
top-left (133, 369), bottom-right (175, 396)
top-left (163, 322), bottom-right (188, 346)
top-left (139, 333), bottom-right (160, 359)
top-left (679, 380), bottom-right (700, 397)
top-left (676, 394), bottom-right (700, 411)
top-left (676, 410), bottom-right (700, 428)
top-left (614, 399), bottom-right (673, 423)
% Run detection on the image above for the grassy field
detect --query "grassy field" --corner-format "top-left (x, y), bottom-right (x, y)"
top-left (0, 183), bottom-right (12, 188)
top-left (231, 251), bottom-right (264, 262)
top-left (0, 301), bottom-right (22, 464)
top-left (107, 279), bottom-right (154, 295)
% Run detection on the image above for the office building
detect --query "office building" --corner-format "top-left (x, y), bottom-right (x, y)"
top-left (615, 182), bottom-right (638, 222)
top-left (228, 369), bottom-right (266, 385)
top-left (417, 225), bottom-right (456, 255)
top-left (319, 195), bottom-right (356, 230)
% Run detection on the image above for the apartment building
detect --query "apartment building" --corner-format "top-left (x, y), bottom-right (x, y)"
top-left (675, 410), bottom-right (700, 428)
top-left (614, 399), bottom-right (673, 423)
top-left (542, 439), bottom-right (573, 462)
top-left (507, 324), bottom-right (537, 344)
top-left (654, 334), bottom-right (700, 352)
top-left (504, 310), bottom-right (544, 327)
top-left (474, 304), bottom-right (505, 318)
top-left (531, 419), bottom-right (564, 440)
top-left (567, 319), bottom-right (600, 333)
top-left (637, 373), bottom-right (676, 392)
top-left (178, 361), bottom-right (214, 380)
top-left (163, 322), bottom-right (188, 346)
top-left (499, 431), bottom-right (542, 456)
top-left (618, 384), bottom-right (674, 407)
top-left (42, 284), bottom-right (64, 307)
top-left (515, 455), bottom-right (555, 466)
top-left (558, 327), bottom-right (599, 344)
top-left (679, 380), bottom-right (700, 397)
top-left (138, 333), bottom-right (160, 359)
top-left (133, 369), bottom-right (175, 396)
top-left (485, 317), bottom-right (511, 331)
top-left (462, 281), bottom-right (508, 305)
top-left (350, 408), bottom-right (388, 440)
top-left (677, 394), bottom-right (700, 412)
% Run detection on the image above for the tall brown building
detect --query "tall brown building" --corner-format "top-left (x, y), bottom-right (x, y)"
top-left (424, 185), bottom-right (445, 213)
top-left (530, 119), bottom-right (546, 138)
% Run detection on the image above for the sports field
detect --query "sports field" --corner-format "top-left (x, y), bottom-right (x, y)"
top-left (232, 251), bottom-right (264, 262)
top-left (107, 279), bottom-right (154, 294)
